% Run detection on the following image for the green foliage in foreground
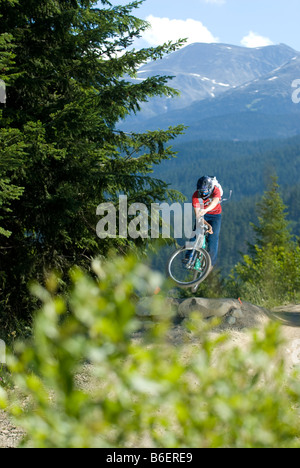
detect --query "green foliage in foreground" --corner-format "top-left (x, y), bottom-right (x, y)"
top-left (1, 256), bottom-right (300, 448)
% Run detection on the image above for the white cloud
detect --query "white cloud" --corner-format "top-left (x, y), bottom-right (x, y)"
top-left (142, 15), bottom-right (219, 47)
top-left (241, 31), bottom-right (274, 48)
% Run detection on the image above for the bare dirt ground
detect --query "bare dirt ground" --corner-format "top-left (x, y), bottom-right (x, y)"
top-left (1, 300), bottom-right (300, 448)
top-left (0, 412), bottom-right (24, 448)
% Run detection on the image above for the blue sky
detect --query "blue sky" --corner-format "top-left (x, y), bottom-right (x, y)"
top-left (99, 0), bottom-right (300, 51)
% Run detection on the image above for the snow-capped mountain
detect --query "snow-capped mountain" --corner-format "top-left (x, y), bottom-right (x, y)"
top-left (121, 42), bottom-right (300, 140)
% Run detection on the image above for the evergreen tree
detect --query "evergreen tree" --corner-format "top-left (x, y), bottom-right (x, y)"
top-left (0, 10), bottom-right (24, 238)
top-left (227, 175), bottom-right (300, 306)
top-left (251, 174), bottom-right (292, 250)
top-left (0, 0), bottom-right (186, 322)
top-left (0, 127), bottom-right (25, 237)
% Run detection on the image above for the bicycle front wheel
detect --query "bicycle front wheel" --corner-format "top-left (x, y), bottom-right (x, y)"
top-left (167, 247), bottom-right (211, 288)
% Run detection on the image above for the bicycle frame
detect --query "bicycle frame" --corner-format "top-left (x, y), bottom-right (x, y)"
top-left (185, 223), bottom-right (208, 270)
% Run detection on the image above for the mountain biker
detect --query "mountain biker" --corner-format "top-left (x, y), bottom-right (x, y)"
top-left (192, 176), bottom-right (222, 268)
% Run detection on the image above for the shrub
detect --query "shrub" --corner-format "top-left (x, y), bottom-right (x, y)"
top-left (2, 255), bottom-right (300, 448)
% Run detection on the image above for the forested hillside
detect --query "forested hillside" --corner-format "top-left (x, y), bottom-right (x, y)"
top-left (153, 136), bottom-right (300, 273)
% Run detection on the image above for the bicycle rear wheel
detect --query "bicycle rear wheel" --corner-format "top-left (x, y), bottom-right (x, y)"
top-left (167, 247), bottom-right (211, 288)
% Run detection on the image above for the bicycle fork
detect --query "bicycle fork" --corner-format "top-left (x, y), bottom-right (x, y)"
top-left (186, 249), bottom-right (203, 271)
top-left (186, 249), bottom-right (197, 269)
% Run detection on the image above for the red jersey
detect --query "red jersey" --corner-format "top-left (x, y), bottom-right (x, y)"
top-left (192, 186), bottom-right (222, 215)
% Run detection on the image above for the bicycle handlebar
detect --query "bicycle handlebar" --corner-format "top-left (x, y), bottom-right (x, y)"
top-left (221, 190), bottom-right (232, 204)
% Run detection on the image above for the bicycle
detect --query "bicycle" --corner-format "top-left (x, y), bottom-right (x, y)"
top-left (167, 190), bottom-right (232, 293)
top-left (167, 218), bottom-right (212, 290)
